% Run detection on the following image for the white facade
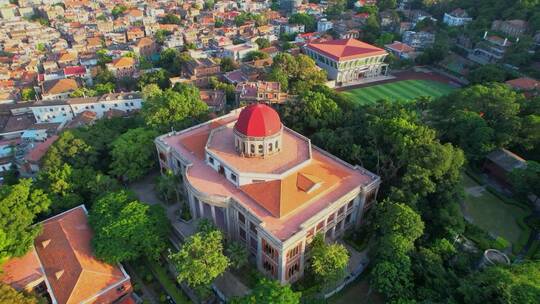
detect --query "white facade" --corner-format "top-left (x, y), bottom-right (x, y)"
top-left (443, 13), bottom-right (472, 27)
top-left (304, 47), bottom-right (389, 84)
top-left (222, 43), bottom-right (259, 61)
top-left (30, 93), bottom-right (142, 124)
top-left (317, 18), bottom-right (333, 32)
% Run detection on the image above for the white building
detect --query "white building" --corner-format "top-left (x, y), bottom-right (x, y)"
top-left (317, 18), bottom-right (333, 32)
top-left (222, 43), bottom-right (259, 61)
top-left (304, 38), bottom-right (389, 85)
top-left (30, 92), bottom-right (142, 124)
top-left (443, 8), bottom-right (472, 27)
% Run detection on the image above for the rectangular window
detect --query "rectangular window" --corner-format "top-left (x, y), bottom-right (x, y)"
top-left (238, 212), bottom-right (245, 225)
top-left (208, 157), bottom-right (214, 164)
top-left (101, 104), bottom-right (105, 108)
top-left (230, 173), bottom-right (237, 182)
top-left (327, 213), bottom-right (335, 224)
top-left (347, 199), bottom-right (354, 210)
top-left (316, 220), bottom-right (324, 232)
top-left (286, 260), bottom-right (300, 280)
top-left (338, 206), bottom-right (345, 216)
top-left (345, 213), bottom-right (352, 225)
top-left (125, 102), bottom-right (129, 106)
top-left (239, 227), bottom-right (246, 240)
top-left (287, 243), bottom-right (301, 262)
top-left (250, 222), bottom-right (257, 234)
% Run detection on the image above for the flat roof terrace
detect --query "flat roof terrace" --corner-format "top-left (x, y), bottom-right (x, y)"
top-left (206, 123), bottom-right (311, 175)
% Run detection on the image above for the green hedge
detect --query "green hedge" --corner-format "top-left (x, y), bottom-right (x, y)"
top-left (146, 258), bottom-right (190, 304)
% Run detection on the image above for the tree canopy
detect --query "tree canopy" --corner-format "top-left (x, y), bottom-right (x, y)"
top-left (169, 228), bottom-right (229, 290)
top-left (0, 179), bottom-right (50, 264)
top-left (109, 127), bottom-right (158, 182)
top-left (430, 83), bottom-right (524, 162)
top-left (141, 84), bottom-right (208, 132)
top-left (231, 278), bottom-right (301, 304)
top-left (288, 13), bottom-right (316, 32)
top-left (0, 283), bottom-right (42, 304)
top-left (89, 190), bottom-right (169, 264)
top-left (268, 53), bottom-right (327, 93)
top-left (458, 261), bottom-right (540, 304)
top-left (311, 234), bottom-right (350, 284)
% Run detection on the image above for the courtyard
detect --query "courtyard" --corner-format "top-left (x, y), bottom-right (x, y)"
top-left (341, 79), bottom-right (456, 104)
top-left (461, 173), bottom-right (531, 253)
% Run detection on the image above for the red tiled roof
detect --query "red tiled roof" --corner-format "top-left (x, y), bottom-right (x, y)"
top-left (24, 135), bottom-right (59, 163)
top-left (63, 66), bottom-right (86, 76)
top-left (506, 77), bottom-right (539, 91)
top-left (306, 38), bottom-right (387, 61)
top-left (234, 104), bottom-right (281, 137)
top-left (35, 206), bottom-right (129, 304)
top-left (385, 41), bottom-right (414, 53)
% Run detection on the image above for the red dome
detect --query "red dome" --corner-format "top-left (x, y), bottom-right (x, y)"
top-left (234, 104), bottom-right (281, 137)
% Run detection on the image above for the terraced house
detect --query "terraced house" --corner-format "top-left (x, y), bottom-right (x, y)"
top-left (304, 38), bottom-right (389, 86)
top-left (155, 104), bottom-right (380, 283)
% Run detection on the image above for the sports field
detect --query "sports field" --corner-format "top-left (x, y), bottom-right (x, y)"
top-left (342, 79), bottom-right (456, 104)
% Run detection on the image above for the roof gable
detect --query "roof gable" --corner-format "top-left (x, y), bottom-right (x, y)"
top-left (306, 38), bottom-right (387, 61)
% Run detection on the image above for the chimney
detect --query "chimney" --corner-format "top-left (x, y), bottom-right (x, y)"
top-left (41, 239), bottom-right (51, 248)
top-left (55, 270), bottom-right (64, 280)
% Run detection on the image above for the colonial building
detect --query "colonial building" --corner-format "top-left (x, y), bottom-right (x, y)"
top-left (0, 205), bottom-right (133, 304)
top-left (304, 38), bottom-right (389, 85)
top-left (155, 104), bottom-right (380, 283)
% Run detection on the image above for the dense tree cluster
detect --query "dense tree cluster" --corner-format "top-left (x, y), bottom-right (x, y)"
top-left (141, 83), bottom-right (209, 132)
top-left (169, 220), bottom-right (229, 295)
top-left (89, 191), bottom-right (169, 263)
top-left (430, 83), bottom-right (539, 163)
top-left (0, 179), bottom-right (50, 264)
top-left (267, 53), bottom-right (327, 93)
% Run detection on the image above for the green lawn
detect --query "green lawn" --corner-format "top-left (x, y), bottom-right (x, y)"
top-left (461, 174), bottom-right (530, 249)
top-left (342, 79), bottom-right (456, 104)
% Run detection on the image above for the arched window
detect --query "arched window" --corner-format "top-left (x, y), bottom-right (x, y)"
top-left (258, 144), bottom-right (263, 154)
top-left (275, 140), bottom-right (279, 149)
top-left (250, 144), bottom-right (255, 154)
top-left (269, 143), bottom-right (273, 152)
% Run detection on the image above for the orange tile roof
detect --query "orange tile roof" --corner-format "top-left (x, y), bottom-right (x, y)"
top-left (34, 206), bottom-right (129, 304)
top-left (24, 135), bottom-right (59, 163)
top-left (162, 110), bottom-right (377, 240)
top-left (111, 56), bottom-right (135, 68)
top-left (506, 77), bottom-right (539, 91)
top-left (385, 41), bottom-right (414, 53)
top-left (58, 52), bottom-right (77, 62)
top-left (43, 78), bottom-right (79, 95)
top-left (0, 248), bottom-right (44, 290)
top-left (306, 38), bottom-right (387, 61)
top-left (241, 156), bottom-right (347, 217)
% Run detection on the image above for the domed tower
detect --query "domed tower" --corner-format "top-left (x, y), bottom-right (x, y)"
top-left (234, 104), bottom-right (283, 158)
